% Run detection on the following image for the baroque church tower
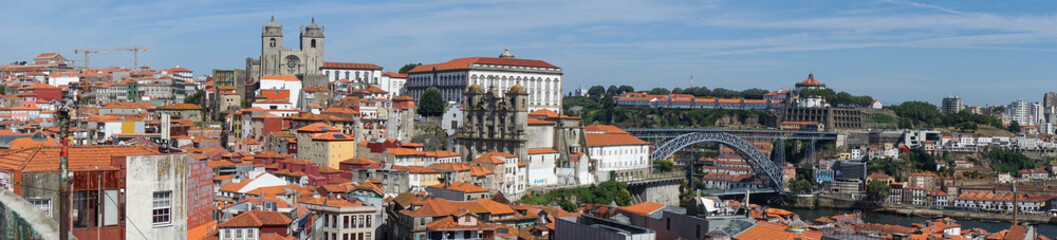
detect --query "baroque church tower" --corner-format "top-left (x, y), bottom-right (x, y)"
top-left (458, 80), bottom-right (529, 161)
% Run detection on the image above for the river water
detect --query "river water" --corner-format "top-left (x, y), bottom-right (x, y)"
top-left (788, 207), bottom-right (1057, 237)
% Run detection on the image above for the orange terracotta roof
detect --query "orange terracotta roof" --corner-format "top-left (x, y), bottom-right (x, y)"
top-left (340, 158), bottom-right (377, 165)
top-left (312, 132), bottom-right (354, 141)
top-left (528, 109), bottom-right (561, 118)
top-left (158, 103), bottom-right (203, 110)
top-left (735, 221), bottom-right (822, 240)
top-left (430, 181), bottom-right (488, 193)
top-left (585, 133), bottom-right (647, 147)
top-left (407, 166), bottom-right (440, 174)
top-left (469, 166), bottom-right (493, 177)
top-left (429, 163), bottom-right (472, 172)
top-left (187, 220), bottom-right (217, 240)
top-left (409, 57), bottom-right (558, 73)
top-left (617, 202), bottom-right (665, 216)
top-left (0, 146), bottom-right (160, 172)
top-left (527, 118), bottom-right (554, 125)
top-left (354, 86), bottom-right (388, 94)
top-left (527, 148), bottom-right (559, 154)
top-left (295, 122), bottom-right (338, 133)
top-left (322, 62), bottom-right (383, 70)
top-left (217, 210), bottom-right (292, 228)
top-left (472, 155), bottom-right (505, 164)
top-left (424, 150), bottom-right (460, 158)
top-left (386, 147), bottom-right (425, 156)
top-left (260, 75), bottom-right (299, 81)
top-left (383, 72), bottom-right (408, 78)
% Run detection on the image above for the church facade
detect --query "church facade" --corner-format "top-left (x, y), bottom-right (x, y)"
top-left (457, 83), bottom-right (530, 161)
top-left (245, 17), bottom-right (328, 94)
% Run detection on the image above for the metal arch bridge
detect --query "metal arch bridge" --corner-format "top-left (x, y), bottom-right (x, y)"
top-left (650, 131), bottom-right (787, 191)
top-left (624, 128), bottom-right (838, 141)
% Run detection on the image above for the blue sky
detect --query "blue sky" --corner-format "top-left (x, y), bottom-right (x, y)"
top-left (2, 0), bottom-right (1056, 107)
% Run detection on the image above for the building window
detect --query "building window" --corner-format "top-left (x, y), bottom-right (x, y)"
top-left (28, 198), bottom-right (51, 216)
top-left (152, 191), bottom-right (172, 225)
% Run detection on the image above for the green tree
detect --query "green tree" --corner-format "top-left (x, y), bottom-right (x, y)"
top-left (646, 87), bottom-right (670, 95)
top-left (890, 101), bottom-right (940, 125)
top-left (711, 88), bottom-right (738, 98)
top-left (617, 85), bottom-right (635, 95)
top-left (606, 85), bottom-right (619, 96)
top-left (671, 88), bottom-right (684, 94)
top-left (739, 88), bottom-right (770, 99)
top-left (1008, 121), bottom-right (1021, 133)
top-left (867, 158), bottom-right (901, 175)
top-left (788, 179), bottom-right (813, 193)
top-left (184, 89), bottom-right (204, 105)
top-left (417, 87), bottom-right (445, 117)
top-left (588, 86), bottom-right (606, 97)
top-left (989, 148), bottom-right (1034, 175)
top-left (398, 63), bottom-right (422, 74)
top-left (653, 160), bottom-right (674, 172)
top-left (865, 180), bottom-right (891, 202)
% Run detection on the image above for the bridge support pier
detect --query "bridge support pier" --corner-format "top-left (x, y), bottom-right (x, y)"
top-left (626, 178), bottom-right (682, 206)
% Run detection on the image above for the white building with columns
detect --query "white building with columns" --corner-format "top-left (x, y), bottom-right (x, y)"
top-left (405, 49), bottom-right (563, 113)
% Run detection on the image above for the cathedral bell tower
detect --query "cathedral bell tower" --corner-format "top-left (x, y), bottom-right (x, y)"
top-left (261, 16), bottom-right (283, 76)
top-left (300, 18), bottom-right (325, 76)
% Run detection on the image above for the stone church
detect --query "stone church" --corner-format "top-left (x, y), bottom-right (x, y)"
top-left (457, 82), bottom-right (529, 161)
top-left (245, 17), bottom-right (328, 90)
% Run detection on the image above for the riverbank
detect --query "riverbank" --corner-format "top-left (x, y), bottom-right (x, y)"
top-left (878, 206), bottom-right (1057, 224)
top-left (785, 195), bottom-right (1057, 224)
top-left (789, 207), bottom-right (1057, 237)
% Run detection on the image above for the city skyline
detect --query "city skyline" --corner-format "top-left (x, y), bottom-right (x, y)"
top-left (2, 0), bottom-right (1056, 106)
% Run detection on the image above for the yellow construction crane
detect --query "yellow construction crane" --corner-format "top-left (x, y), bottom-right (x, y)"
top-left (73, 46), bottom-right (149, 70)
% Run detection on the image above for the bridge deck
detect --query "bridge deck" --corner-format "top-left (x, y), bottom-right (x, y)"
top-left (626, 128), bottom-right (838, 140)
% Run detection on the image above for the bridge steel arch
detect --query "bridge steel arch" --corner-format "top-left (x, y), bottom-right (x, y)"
top-left (652, 132), bottom-right (784, 191)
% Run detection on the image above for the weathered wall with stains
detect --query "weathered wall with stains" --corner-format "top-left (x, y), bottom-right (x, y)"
top-left (125, 154), bottom-right (188, 240)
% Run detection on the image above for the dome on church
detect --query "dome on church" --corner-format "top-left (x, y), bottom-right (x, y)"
top-left (306, 18), bottom-right (321, 30)
top-left (499, 48), bottom-right (515, 58)
top-left (468, 83), bottom-right (482, 93)
top-left (507, 83), bottom-right (526, 94)
top-left (264, 17), bottom-right (281, 32)
top-left (799, 73), bottom-right (821, 86)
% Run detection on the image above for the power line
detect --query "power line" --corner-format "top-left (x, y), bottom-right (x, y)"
top-left (102, 190), bottom-right (149, 240)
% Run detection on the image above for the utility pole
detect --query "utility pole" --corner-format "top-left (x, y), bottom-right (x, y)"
top-left (1013, 183), bottom-right (1019, 225)
top-left (56, 106), bottom-right (71, 240)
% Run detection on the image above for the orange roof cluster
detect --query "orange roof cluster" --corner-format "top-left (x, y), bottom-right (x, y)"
top-left (0, 145), bottom-right (160, 172)
top-left (734, 221), bottom-right (823, 240)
